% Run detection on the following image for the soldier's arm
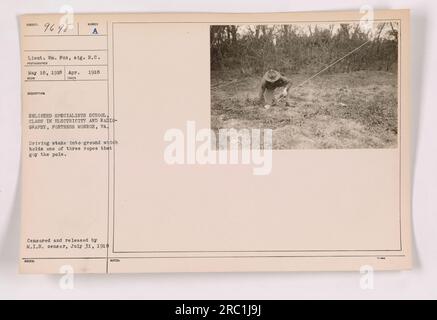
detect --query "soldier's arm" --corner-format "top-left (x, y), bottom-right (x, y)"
top-left (280, 76), bottom-right (292, 97)
top-left (282, 76), bottom-right (292, 90)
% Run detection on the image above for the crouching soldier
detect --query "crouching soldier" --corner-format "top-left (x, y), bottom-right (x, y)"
top-left (258, 69), bottom-right (292, 109)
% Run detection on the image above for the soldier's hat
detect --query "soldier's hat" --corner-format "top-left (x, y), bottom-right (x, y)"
top-left (264, 69), bottom-right (281, 83)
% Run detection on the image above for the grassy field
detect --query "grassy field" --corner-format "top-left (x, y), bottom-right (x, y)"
top-left (211, 71), bottom-right (398, 149)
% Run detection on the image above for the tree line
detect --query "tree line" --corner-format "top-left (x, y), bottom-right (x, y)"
top-left (210, 23), bottom-right (398, 77)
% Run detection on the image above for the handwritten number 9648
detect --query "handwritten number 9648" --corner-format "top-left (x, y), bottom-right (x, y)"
top-left (44, 23), bottom-right (68, 34)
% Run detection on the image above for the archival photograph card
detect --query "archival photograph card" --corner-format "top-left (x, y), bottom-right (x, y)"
top-left (19, 10), bottom-right (411, 273)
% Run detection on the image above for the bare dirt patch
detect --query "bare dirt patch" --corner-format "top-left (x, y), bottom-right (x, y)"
top-left (211, 71), bottom-right (398, 149)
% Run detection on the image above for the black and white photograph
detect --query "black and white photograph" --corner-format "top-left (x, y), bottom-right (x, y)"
top-left (210, 22), bottom-right (399, 149)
